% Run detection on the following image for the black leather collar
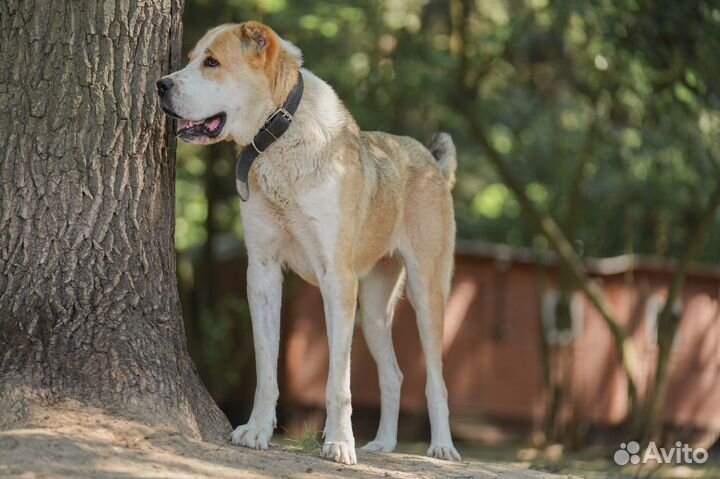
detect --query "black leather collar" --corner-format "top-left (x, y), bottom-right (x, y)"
top-left (235, 72), bottom-right (304, 201)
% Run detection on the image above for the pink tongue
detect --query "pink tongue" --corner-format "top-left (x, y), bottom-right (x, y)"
top-left (177, 119), bottom-right (190, 131)
top-left (205, 116), bottom-right (221, 132)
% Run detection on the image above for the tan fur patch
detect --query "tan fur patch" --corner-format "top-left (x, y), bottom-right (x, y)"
top-left (238, 22), bottom-right (302, 105)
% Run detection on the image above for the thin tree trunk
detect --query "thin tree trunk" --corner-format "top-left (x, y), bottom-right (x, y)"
top-left (644, 184), bottom-right (720, 443)
top-left (0, 0), bottom-right (229, 441)
top-left (551, 105), bottom-right (598, 444)
top-left (460, 110), bottom-right (640, 418)
top-left (449, 0), bottom-right (638, 423)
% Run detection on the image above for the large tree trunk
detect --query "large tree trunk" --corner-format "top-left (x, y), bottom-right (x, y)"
top-left (0, 0), bottom-right (230, 441)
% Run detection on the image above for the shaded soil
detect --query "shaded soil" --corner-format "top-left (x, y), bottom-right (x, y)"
top-left (0, 407), bottom-right (571, 478)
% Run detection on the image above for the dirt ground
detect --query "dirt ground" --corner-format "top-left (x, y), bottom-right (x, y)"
top-left (0, 408), bottom-right (574, 479)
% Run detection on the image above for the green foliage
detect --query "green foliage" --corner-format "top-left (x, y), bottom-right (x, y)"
top-left (177, 0), bottom-right (720, 261)
top-left (176, 144), bottom-right (208, 251)
top-left (198, 296), bottom-right (253, 398)
top-left (284, 424), bottom-right (323, 453)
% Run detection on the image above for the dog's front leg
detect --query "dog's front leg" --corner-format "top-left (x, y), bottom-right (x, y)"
top-left (230, 257), bottom-right (282, 449)
top-left (319, 266), bottom-right (358, 465)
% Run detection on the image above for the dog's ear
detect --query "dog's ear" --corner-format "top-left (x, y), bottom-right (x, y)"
top-left (237, 22), bottom-right (303, 105)
top-left (238, 21), bottom-right (275, 54)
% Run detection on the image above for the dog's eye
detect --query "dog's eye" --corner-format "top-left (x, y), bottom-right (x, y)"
top-left (204, 57), bottom-right (220, 68)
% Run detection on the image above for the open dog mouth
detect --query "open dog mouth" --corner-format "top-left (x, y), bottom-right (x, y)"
top-left (176, 112), bottom-right (226, 139)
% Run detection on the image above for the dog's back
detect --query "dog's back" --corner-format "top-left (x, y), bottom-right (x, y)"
top-left (359, 130), bottom-right (456, 192)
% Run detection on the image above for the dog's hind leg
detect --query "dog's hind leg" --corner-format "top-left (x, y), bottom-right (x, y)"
top-left (358, 256), bottom-right (405, 453)
top-left (398, 190), bottom-right (461, 461)
top-left (401, 246), bottom-right (461, 461)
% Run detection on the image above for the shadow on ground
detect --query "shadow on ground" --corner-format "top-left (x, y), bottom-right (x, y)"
top-left (0, 408), bottom-right (572, 479)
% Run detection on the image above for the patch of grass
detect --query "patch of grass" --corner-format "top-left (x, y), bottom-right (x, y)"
top-left (284, 424), bottom-right (323, 453)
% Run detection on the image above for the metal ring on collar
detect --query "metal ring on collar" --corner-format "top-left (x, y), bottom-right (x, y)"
top-left (251, 138), bottom-right (264, 155)
top-left (263, 127), bottom-right (278, 140)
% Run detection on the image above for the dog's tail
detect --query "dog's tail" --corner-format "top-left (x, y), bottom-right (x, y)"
top-left (429, 132), bottom-right (457, 189)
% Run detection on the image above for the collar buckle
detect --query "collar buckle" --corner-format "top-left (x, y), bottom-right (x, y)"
top-left (267, 107), bottom-right (293, 124)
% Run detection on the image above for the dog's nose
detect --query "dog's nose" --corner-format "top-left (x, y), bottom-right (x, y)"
top-left (156, 78), bottom-right (174, 97)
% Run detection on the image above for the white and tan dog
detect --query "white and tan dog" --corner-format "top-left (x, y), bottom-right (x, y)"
top-left (157, 22), bottom-right (460, 465)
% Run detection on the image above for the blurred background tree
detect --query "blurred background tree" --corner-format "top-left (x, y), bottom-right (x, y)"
top-left (174, 0), bottom-right (720, 452)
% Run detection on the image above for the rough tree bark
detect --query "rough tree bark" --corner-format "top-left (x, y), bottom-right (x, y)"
top-left (0, 0), bottom-right (230, 441)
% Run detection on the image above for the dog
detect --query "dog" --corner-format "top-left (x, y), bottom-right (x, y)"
top-left (157, 21), bottom-right (460, 465)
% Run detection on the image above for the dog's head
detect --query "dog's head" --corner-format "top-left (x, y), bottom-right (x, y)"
top-left (156, 22), bottom-right (302, 145)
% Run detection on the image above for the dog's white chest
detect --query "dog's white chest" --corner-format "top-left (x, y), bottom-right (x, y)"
top-left (243, 174), bottom-right (344, 287)
top-left (285, 177), bottom-right (343, 281)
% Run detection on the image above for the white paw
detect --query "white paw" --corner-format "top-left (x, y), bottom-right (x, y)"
top-left (230, 423), bottom-right (272, 450)
top-left (323, 440), bottom-right (357, 465)
top-left (360, 439), bottom-right (396, 452)
top-left (427, 443), bottom-right (461, 461)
